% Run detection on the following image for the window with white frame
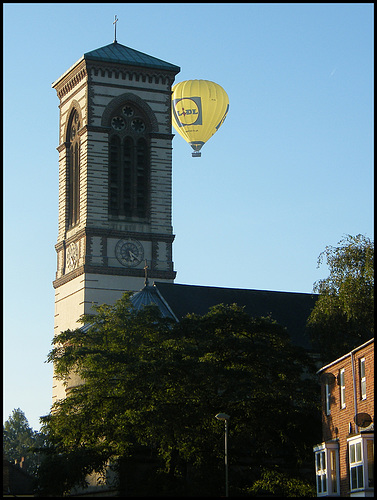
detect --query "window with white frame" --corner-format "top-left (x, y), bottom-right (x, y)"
top-left (315, 450), bottom-right (327, 494)
top-left (339, 368), bottom-right (346, 409)
top-left (359, 357), bottom-right (366, 400)
top-left (313, 442), bottom-right (340, 496)
top-left (348, 434), bottom-right (374, 492)
top-left (350, 441), bottom-right (364, 489)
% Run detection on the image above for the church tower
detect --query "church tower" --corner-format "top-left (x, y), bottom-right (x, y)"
top-left (52, 41), bottom-right (180, 402)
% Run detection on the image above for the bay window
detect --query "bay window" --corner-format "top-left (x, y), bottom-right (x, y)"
top-left (347, 434), bottom-right (374, 495)
top-left (313, 442), bottom-right (340, 496)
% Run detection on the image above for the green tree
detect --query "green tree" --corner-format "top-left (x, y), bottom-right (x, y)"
top-left (36, 294), bottom-right (320, 496)
top-left (308, 234), bottom-right (374, 363)
top-left (246, 468), bottom-right (316, 497)
top-left (3, 408), bottom-right (47, 476)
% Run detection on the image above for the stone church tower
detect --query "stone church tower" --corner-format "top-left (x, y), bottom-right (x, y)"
top-left (52, 41), bottom-right (180, 402)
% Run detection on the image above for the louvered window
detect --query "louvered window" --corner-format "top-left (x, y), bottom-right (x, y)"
top-left (108, 104), bottom-right (150, 219)
top-left (67, 109), bottom-right (80, 227)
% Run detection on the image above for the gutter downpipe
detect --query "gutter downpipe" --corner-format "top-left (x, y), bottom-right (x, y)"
top-left (350, 350), bottom-right (358, 434)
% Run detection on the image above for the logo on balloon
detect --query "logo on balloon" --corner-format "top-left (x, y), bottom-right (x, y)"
top-left (173, 97), bottom-right (202, 127)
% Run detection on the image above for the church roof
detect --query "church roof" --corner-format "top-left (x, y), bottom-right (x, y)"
top-left (81, 282), bottom-right (318, 351)
top-left (153, 282), bottom-right (318, 351)
top-left (83, 42), bottom-right (180, 73)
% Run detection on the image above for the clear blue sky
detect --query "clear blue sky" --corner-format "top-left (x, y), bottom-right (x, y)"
top-left (3, 3), bottom-right (374, 431)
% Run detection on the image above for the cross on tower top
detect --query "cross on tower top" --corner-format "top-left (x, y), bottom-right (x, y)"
top-left (113, 15), bottom-right (118, 43)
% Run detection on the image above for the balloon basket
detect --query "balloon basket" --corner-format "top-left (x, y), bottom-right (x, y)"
top-left (192, 152), bottom-right (201, 157)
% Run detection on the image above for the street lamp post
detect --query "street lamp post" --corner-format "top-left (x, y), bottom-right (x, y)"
top-left (215, 412), bottom-right (230, 497)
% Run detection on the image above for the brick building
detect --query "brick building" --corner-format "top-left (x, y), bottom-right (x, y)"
top-left (313, 338), bottom-right (374, 497)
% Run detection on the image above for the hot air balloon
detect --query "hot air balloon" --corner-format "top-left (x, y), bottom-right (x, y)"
top-left (172, 80), bottom-right (229, 157)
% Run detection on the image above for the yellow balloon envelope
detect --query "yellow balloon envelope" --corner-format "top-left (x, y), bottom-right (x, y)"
top-left (172, 80), bottom-right (229, 157)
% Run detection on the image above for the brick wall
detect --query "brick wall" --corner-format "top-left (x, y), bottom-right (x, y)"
top-left (319, 339), bottom-right (374, 496)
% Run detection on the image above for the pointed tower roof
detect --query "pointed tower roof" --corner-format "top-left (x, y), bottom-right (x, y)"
top-left (130, 282), bottom-right (178, 321)
top-left (80, 282), bottom-right (178, 334)
top-left (83, 42), bottom-right (180, 72)
top-left (52, 41), bottom-right (179, 92)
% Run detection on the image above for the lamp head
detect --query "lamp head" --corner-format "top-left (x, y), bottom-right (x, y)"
top-left (215, 413), bottom-right (230, 421)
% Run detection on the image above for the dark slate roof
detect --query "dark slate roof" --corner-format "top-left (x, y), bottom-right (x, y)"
top-left (154, 282), bottom-right (318, 351)
top-left (83, 42), bottom-right (180, 73)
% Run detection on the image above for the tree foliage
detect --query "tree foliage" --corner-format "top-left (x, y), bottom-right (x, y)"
top-left (37, 294), bottom-right (320, 495)
top-left (3, 408), bottom-right (47, 476)
top-left (308, 234), bottom-right (374, 363)
top-left (246, 468), bottom-right (316, 497)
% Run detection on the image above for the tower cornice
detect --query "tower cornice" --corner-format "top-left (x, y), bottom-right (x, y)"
top-left (52, 59), bottom-right (88, 100)
top-left (85, 61), bottom-right (178, 87)
top-left (52, 56), bottom-right (178, 102)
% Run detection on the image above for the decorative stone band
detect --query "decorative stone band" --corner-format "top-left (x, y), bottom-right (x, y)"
top-left (52, 264), bottom-right (176, 289)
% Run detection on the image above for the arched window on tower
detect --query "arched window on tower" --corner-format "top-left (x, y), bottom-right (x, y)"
top-left (108, 104), bottom-right (150, 220)
top-left (67, 109), bottom-right (80, 227)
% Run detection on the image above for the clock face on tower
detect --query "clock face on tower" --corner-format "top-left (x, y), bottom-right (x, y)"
top-left (115, 238), bottom-right (144, 267)
top-left (66, 242), bottom-right (79, 271)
